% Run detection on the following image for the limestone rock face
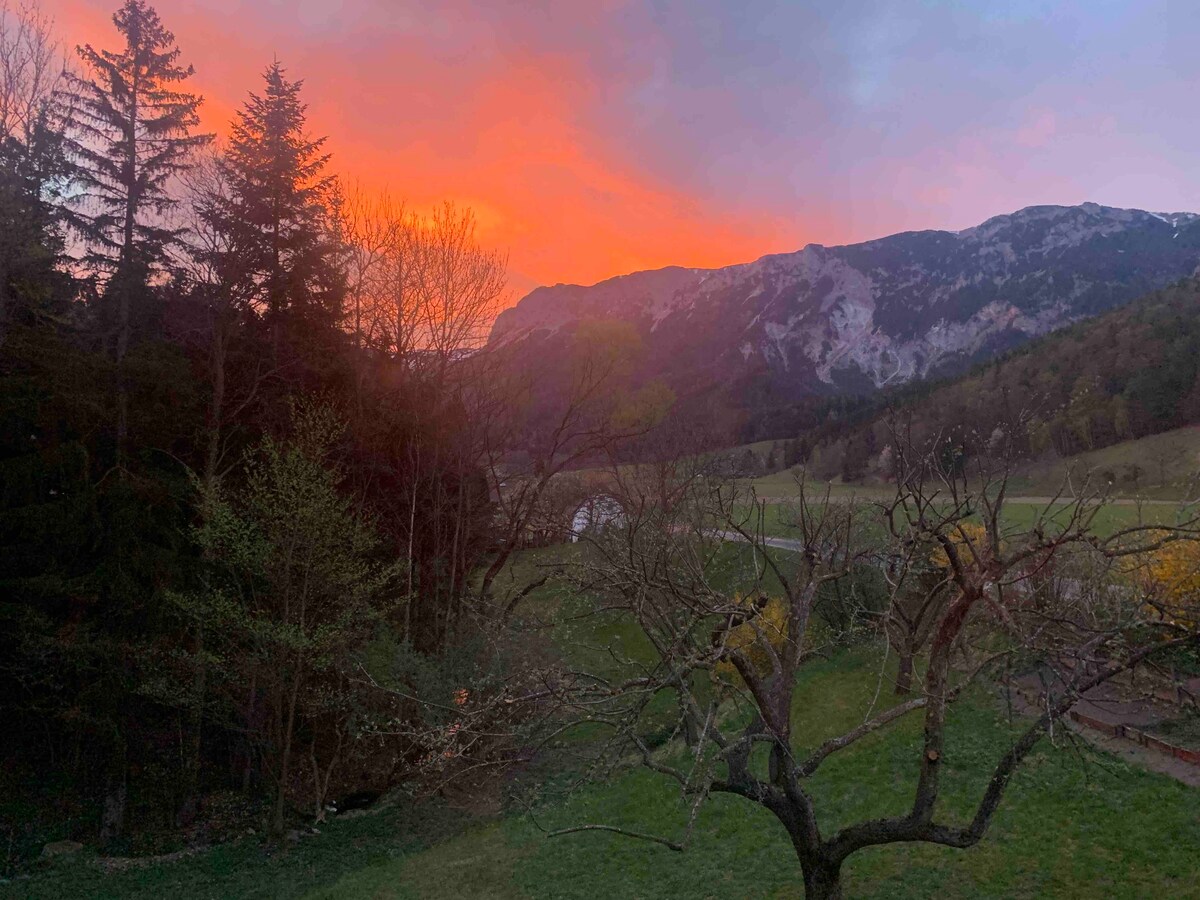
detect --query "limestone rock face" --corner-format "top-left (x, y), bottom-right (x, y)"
top-left (489, 203), bottom-right (1200, 434)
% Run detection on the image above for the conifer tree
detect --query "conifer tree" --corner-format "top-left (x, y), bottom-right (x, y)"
top-left (61, 0), bottom-right (209, 448)
top-left (210, 60), bottom-right (342, 366)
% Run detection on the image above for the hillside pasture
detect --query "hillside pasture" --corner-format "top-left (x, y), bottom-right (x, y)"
top-left (18, 648), bottom-right (1200, 900)
top-left (14, 545), bottom-right (1200, 900)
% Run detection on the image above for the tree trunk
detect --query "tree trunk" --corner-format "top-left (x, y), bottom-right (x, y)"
top-left (271, 669), bottom-right (304, 837)
top-left (802, 860), bottom-right (843, 900)
top-left (114, 271), bottom-right (130, 467)
top-left (177, 621), bottom-right (207, 827)
top-left (404, 444), bottom-right (418, 640)
top-left (115, 75), bottom-right (138, 469)
top-left (241, 671), bottom-right (258, 792)
top-left (772, 779), bottom-right (843, 899)
top-left (99, 735), bottom-right (128, 845)
top-left (895, 649), bottom-right (914, 696)
top-left (204, 321), bottom-right (226, 490)
top-left (270, 215), bottom-right (282, 367)
top-left (0, 260), bottom-right (8, 348)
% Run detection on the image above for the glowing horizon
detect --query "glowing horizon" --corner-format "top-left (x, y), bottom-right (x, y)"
top-left (46, 0), bottom-right (1200, 304)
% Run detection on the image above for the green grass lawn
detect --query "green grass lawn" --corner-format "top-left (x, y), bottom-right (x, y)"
top-left (996, 500), bottom-right (1183, 535)
top-left (12, 544), bottom-right (1200, 900)
top-left (744, 425), bottom-right (1200, 504)
top-left (314, 650), bottom-right (1200, 899)
top-left (18, 645), bottom-right (1200, 899)
top-left (753, 497), bottom-right (1186, 541)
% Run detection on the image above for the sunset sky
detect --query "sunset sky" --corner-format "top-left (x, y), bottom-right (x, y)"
top-left (47, 0), bottom-right (1200, 302)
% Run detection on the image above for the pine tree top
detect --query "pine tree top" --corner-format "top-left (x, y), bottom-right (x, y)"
top-left (61, 0), bottom-right (211, 265)
top-left (223, 60), bottom-right (334, 206)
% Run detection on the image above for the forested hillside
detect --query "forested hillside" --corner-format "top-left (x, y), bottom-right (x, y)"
top-left (795, 277), bottom-right (1200, 482)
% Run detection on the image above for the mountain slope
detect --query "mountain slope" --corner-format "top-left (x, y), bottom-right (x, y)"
top-left (490, 203), bottom-right (1200, 439)
top-left (798, 277), bottom-right (1200, 484)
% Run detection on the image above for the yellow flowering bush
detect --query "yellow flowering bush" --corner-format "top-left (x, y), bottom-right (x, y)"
top-left (714, 592), bottom-right (789, 681)
top-left (930, 522), bottom-right (991, 570)
top-left (1142, 538), bottom-right (1200, 628)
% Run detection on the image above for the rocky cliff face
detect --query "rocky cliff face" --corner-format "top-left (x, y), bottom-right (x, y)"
top-left (490, 203), bottom-right (1200, 433)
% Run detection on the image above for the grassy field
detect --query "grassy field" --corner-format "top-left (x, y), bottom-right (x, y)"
top-left (19, 648), bottom-right (1200, 899)
top-left (1004, 426), bottom-right (1200, 500)
top-left (742, 425), bottom-right (1200, 504)
top-left (11, 546), bottom-right (1200, 900)
top-left (746, 494), bottom-right (1186, 542)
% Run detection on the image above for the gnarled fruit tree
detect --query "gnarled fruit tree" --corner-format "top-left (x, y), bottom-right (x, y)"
top-left (538, 430), bottom-right (1200, 899)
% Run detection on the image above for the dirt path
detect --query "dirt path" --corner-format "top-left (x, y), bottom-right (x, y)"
top-left (1063, 717), bottom-right (1200, 787)
top-left (1010, 673), bottom-right (1200, 788)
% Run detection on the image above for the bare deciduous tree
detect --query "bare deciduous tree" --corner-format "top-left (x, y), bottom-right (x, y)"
top-left (336, 184), bottom-right (409, 358)
top-left (336, 190), bottom-right (516, 649)
top-left (410, 201), bottom-right (508, 379)
top-left (537, 430), bottom-right (1200, 899)
top-left (879, 534), bottom-right (953, 695)
top-left (339, 193), bottom-right (507, 377)
top-left (0, 0), bottom-right (65, 141)
top-left (0, 0), bottom-right (67, 346)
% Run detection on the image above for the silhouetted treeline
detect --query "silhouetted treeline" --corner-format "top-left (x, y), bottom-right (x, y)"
top-left (0, 1), bottom-right (519, 860)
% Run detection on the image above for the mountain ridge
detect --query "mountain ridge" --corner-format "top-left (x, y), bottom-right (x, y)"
top-left (490, 203), bottom-right (1200, 440)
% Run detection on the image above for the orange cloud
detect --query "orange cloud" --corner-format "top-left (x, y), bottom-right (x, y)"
top-left (47, 0), bottom-right (812, 303)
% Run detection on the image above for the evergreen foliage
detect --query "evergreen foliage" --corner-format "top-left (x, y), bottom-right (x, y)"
top-left (61, 0), bottom-right (208, 277)
top-left (0, 1), bottom-right (507, 861)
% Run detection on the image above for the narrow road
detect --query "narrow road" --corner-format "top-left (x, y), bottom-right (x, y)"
top-left (754, 494), bottom-right (1188, 507)
top-left (712, 529), bottom-right (806, 553)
